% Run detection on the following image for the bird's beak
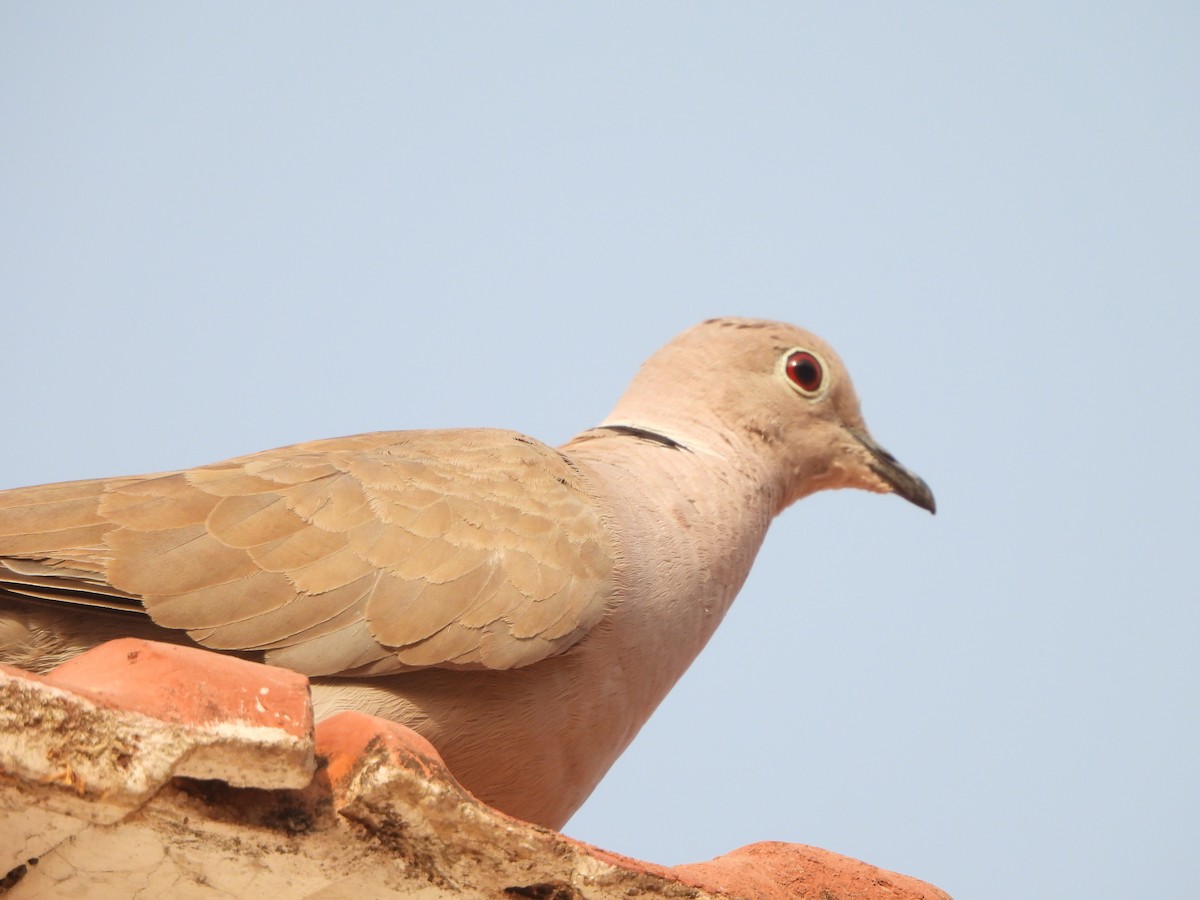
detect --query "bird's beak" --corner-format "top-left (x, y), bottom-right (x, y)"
top-left (850, 429), bottom-right (937, 514)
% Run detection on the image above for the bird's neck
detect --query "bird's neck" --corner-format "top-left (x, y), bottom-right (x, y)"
top-left (563, 425), bottom-right (780, 710)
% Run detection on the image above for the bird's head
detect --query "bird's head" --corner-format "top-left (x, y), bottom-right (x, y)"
top-left (603, 317), bottom-right (936, 515)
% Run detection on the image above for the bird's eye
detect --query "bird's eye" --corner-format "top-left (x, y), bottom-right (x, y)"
top-left (785, 350), bottom-right (824, 396)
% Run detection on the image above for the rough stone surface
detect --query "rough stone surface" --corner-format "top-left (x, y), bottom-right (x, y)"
top-left (0, 639), bottom-right (951, 899)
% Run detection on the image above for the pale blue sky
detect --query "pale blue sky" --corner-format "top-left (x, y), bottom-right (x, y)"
top-left (2, 5), bottom-right (1197, 898)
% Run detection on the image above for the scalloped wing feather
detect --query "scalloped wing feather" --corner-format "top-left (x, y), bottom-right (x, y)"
top-left (0, 429), bottom-right (615, 675)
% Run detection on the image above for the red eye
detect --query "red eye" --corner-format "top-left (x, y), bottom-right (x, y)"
top-left (786, 350), bottom-right (824, 394)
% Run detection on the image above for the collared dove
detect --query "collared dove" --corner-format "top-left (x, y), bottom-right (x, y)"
top-left (0, 317), bottom-right (933, 828)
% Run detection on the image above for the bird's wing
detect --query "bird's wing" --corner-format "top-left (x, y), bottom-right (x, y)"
top-left (0, 429), bottom-right (615, 676)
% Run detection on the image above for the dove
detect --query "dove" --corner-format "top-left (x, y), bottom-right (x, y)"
top-left (0, 317), bottom-right (934, 828)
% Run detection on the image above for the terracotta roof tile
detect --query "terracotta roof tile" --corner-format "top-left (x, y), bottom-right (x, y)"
top-left (0, 639), bottom-right (950, 899)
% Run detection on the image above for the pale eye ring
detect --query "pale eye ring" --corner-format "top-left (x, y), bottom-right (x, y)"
top-left (783, 349), bottom-right (827, 397)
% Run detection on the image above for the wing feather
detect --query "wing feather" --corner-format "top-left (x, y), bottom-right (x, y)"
top-left (0, 428), bottom-right (615, 675)
top-left (206, 494), bottom-right (307, 548)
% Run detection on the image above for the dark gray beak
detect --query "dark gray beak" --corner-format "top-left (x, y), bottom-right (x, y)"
top-left (853, 430), bottom-right (937, 514)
